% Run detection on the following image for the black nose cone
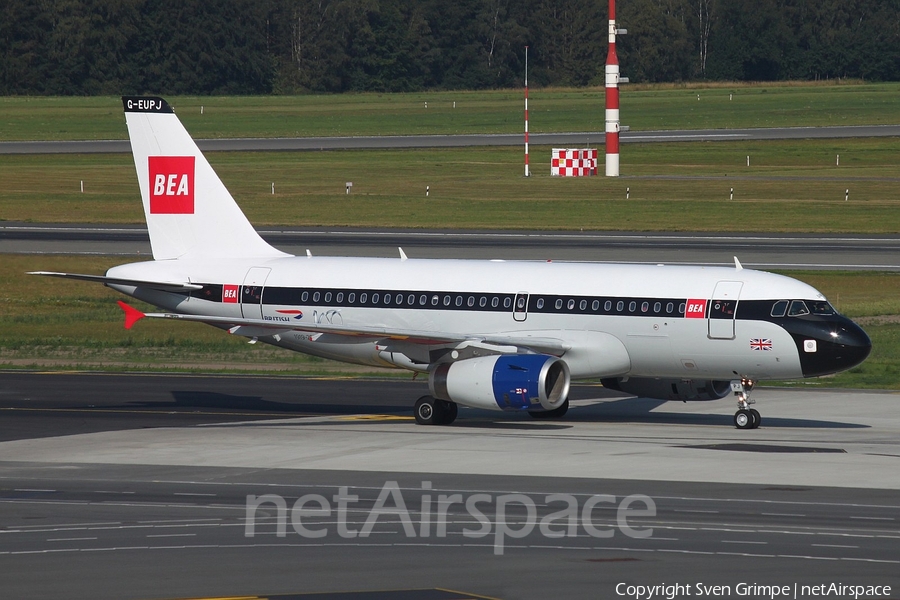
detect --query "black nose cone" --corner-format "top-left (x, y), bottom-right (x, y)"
top-left (788, 316), bottom-right (872, 378)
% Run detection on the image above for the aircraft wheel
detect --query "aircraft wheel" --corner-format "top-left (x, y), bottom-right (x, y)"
top-left (436, 400), bottom-right (458, 425)
top-left (414, 396), bottom-right (438, 425)
top-left (734, 409), bottom-right (753, 429)
top-left (749, 408), bottom-right (761, 429)
top-left (529, 399), bottom-right (569, 419)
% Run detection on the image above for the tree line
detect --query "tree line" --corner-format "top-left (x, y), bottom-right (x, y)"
top-left (1, 0), bottom-right (898, 95)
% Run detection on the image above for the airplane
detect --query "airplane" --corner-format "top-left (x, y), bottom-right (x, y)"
top-left (32, 96), bottom-right (872, 429)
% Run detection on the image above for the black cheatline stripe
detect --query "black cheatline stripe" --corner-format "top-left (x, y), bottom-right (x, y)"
top-left (188, 284), bottom-right (799, 323)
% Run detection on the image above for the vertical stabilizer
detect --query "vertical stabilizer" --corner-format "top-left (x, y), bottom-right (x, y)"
top-left (122, 96), bottom-right (287, 260)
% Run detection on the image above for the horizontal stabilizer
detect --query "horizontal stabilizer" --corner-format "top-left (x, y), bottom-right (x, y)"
top-left (29, 271), bottom-right (202, 292)
top-left (117, 301), bottom-right (146, 329)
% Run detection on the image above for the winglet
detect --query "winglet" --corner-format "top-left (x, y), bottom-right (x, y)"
top-left (399, 247), bottom-right (408, 261)
top-left (734, 256), bottom-right (743, 270)
top-left (117, 301), bottom-right (146, 330)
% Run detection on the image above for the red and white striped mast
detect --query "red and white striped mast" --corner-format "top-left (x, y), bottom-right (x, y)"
top-left (524, 45), bottom-right (530, 177)
top-left (605, 0), bottom-right (620, 177)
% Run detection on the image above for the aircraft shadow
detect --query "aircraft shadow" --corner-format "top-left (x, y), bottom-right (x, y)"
top-left (99, 390), bottom-right (867, 431)
top-left (160, 390), bottom-right (409, 416)
top-left (562, 396), bottom-right (869, 429)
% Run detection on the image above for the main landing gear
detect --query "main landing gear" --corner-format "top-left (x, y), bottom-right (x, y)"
top-left (414, 396), bottom-right (458, 425)
top-left (732, 378), bottom-right (760, 430)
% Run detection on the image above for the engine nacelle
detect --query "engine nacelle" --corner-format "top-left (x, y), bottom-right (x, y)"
top-left (600, 377), bottom-right (732, 402)
top-left (430, 354), bottom-right (570, 412)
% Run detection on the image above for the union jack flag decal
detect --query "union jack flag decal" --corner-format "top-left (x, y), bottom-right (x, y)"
top-left (750, 338), bottom-right (773, 351)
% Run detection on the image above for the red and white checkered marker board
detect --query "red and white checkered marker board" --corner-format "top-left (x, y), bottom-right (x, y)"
top-left (551, 148), bottom-right (598, 176)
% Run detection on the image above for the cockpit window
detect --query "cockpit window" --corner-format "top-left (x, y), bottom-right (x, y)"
top-left (770, 300), bottom-right (788, 317)
top-left (788, 300), bottom-right (810, 316)
top-left (809, 301), bottom-right (836, 316)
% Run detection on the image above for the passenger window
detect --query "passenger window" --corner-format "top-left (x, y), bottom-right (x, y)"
top-left (467, 296), bottom-right (475, 307)
top-left (408, 294), bottom-right (416, 305)
top-left (372, 293), bottom-right (379, 303)
top-left (419, 295), bottom-right (427, 306)
top-left (313, 291), bottom-right (321, 302)
top-left (324, 292), bottom-right (332, 302)
top-left (580, 300), bottom-right (587, 310)
top-left (617, 301), bottom-right (624, 311)
top-left (491, 297), bottom-right (499, 308)
top-left (770, 300), bottom-right (788, 317)
top-left (555, 299), bottom-right (563, 310)
top-left (432, 295), bottom-right (439, 306)
top-left (444, 295), bottom-right (451, 306)
top-left (360, 293), bottom-right (367, 303)
top-left (592, 300), bottom-right (599, 311)
top-left (384, 293), bottom-right (391, 304)
top-left (789, 300), bottom-right (810, 316)
top-left (456, 296), bottom-right (463, 307)
top-left (629, 301), bottom-right (637, 312)
top-left (567, 299), bottom-right (575, 310)
top-left (336, 292), bottom-right (344, 303)
top-left (504, 297), bottom-right (512, 309)
top-left (678, 302), bottom-right (686, 314)
top-left (348, 293), bottom-right (355, 303)
top-left (479, 297), bottom-right (487, 307)
top-left (666, 302), bottom-right (673, 313)
top-left (301, 291), bottom-right (309, 302)
top-left (641, 302), bottom-right (649, 312)
top-left (654, 302), bottom-right (661, 313)
top-left (605, 300), bottom-right (612, 311)
top-left (537, 298), bottom-right (544, 309)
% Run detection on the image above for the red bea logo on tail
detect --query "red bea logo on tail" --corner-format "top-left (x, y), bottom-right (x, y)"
top-left (149, 156), bottom-right (195, 214)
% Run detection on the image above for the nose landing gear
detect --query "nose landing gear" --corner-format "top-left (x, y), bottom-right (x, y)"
top-left (731, 379), bottom-right (760, 429)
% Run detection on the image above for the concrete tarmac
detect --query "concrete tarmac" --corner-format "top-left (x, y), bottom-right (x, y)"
top-left (0, 372), bottom-right (898, 599)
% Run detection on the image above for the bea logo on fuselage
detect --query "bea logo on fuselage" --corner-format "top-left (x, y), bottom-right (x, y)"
top-left (148, 156), bottom-right (195, 214)
top-left (685, 299), bottom-right (707, 319)
top-left (222, 284), bottom-right (239, 303)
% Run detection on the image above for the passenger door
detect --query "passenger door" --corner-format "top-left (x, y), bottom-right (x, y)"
top-left (240, 267), bottom-right (271, 320)
top-left (708, 281), bottom-right (742, 339)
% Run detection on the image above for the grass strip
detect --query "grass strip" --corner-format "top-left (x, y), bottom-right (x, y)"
top-left (2, 139), bottom-right (899, 233)
top-left (2, 82), bottom-right (900, 141)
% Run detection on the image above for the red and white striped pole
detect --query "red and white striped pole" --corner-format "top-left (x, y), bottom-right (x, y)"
top-left (605, 0), bottom-right (620, 177)
top-left (524, 46), bottom-right (530, 177)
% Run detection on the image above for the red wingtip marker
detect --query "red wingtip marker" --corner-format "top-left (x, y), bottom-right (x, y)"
top-left (117, 300), bottom-right (146, 330)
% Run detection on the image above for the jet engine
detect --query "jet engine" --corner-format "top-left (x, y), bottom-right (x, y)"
top-left (430, 354), bottom-right (570, 412)
top-left (600, 377), bottom-right (732, 401)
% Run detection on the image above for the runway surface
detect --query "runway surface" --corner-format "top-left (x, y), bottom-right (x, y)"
top-left (4, 223), bottom-right (900, 270)
top-left (2, 125), bottom-right (900, 154)
top-left (1, 372), bottom-right (898, 600)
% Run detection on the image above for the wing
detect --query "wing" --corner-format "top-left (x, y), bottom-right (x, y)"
top-left (116, 301), bottom-right (569, 356)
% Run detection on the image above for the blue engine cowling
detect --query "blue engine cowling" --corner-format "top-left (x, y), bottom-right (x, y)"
top-left (429, 354), bottom-right (570, 412)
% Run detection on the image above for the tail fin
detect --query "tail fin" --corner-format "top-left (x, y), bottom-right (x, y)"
top-left (122, 96), bottom-right (287, 261)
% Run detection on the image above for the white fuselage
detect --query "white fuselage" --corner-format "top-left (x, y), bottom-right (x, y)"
top-left (108, 255), bottom-right (822, 381)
